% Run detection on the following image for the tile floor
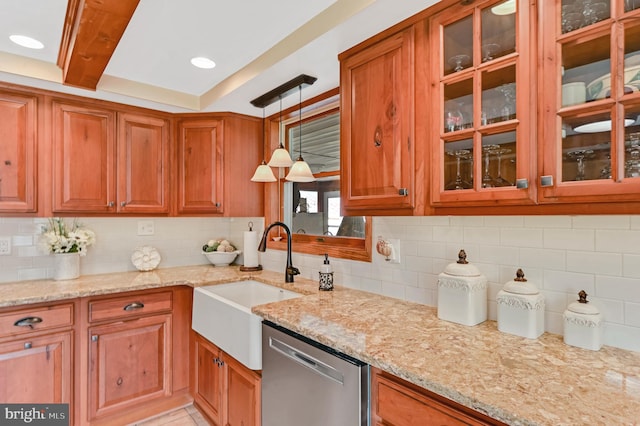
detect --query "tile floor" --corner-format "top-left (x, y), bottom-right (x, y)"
top-left (132, 405), bottom-right (210, 426)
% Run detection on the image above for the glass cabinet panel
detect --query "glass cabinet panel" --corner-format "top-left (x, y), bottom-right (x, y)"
top-left (625, 104), bottom-right (640, 179)
top-left (481, 0), bottom-right (516, 62)
top-left (561, 111), bottom-right (612, 182)
top-left (445, 138), bottom-right (474, 190)
top-left (561, 0), bottom-right (610, 34)
top-left (481, 132), bottom-right (517, 187)
top-left (444, 80), bottom-right (473, 132)
top-left (562, 34), bottom-right (610, 104)
top-left (444, 16), bottom-right (473, 75)
top-left (482, 65), bottom-right (516, 123)
top-left (626, 0), bottom-right (640, 12)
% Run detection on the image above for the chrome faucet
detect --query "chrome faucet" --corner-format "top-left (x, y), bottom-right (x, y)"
top-left (258, 221), bottom-right (300, 283)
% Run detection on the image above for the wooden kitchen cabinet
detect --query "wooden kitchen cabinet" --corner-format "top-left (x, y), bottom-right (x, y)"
top-left (428, 0), bottom-right (536, 207)
top-left (538, 0), bottom-right (640, 204)
top-left (81, 287), bottom-right (191, 425)
top-left (52, 100), bottom-right (171, 214)
top-left (177, 114), bottom-right (263, 216)
top-left (371, 367), bottom-right (505, 426)
top-left (117, 112), bottom-right (171, 213)
top-left (0, 301), bottom-right (75, 422)
top-left (0, 89), bottom-right (38, 213)
top-left (192, 332), bottom-right (261, 426)
top-left (339, 26), bottom-right (419, 215)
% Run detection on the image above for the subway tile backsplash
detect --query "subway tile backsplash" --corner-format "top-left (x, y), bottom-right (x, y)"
top-left (1, 215), bottom-right (638, 353)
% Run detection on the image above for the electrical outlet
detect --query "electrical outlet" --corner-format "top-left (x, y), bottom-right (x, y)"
top-left (0, 237), bottom-right (11, 255)
top-left (137, 220), bottom-right (155, 236)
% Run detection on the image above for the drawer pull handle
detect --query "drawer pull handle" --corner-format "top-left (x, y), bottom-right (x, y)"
top-left (123, 302), bottom-right (145, 311)
top-left (14, 316), bottom-right (43, 329)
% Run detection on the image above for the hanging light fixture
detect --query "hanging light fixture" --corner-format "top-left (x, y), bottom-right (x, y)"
top-left (251, 107), bottom-right (277, 182)
top-left (267, 97), bottom-right (294, 167)
top-left (286, 85), bottom-right (316, 183)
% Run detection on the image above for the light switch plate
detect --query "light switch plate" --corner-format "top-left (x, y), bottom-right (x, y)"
top-left (137, 220), bottom-right (155, 236)
top-left (0, 237), bottom-right (11, 255)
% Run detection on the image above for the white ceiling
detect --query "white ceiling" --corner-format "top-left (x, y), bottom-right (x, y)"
top-left (0, 0), bottom-right (437, 117)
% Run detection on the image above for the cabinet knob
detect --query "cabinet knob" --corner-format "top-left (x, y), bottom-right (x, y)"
top-left (215, 202), bottom-right (221, 208)
top-left (91, 335), bottom-right (99, 342)
top-left (24, 342), bottom-right (32, 349)
top-left (107, 201), bottom-right (115, 207)
top-left (540, 175), bottom-right (554, 187)
top-left (515, 178), bottom-right (529, 189)
top-left (120, 201), bottom-right (127, 207)
top-left (398, 188), bottom-right (408, 196)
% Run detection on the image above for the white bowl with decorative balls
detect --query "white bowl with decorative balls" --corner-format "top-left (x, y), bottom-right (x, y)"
top-left (203, 251), bottom-right (241, 266)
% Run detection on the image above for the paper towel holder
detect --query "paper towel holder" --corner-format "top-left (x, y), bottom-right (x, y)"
top-left (240, 221), bottom-right (263, 272)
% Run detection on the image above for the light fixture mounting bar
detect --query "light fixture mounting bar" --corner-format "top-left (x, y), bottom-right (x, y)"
top-left (250, 74), bottom-right (317, 108)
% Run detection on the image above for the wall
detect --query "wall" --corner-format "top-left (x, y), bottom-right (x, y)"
top-left (261, 215), bottom-right (640, 353)
top-left (1, 215), bottom-right (638, 353)
top-left (0, 216), bottom-right (263, 282)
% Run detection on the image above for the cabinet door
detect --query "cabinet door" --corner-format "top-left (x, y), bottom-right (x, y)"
top-left (193, 334), bottom-right (224, 425)
top-left (177, 119), bottom-right (224, 214)
top-left (225, 353), bottom-right (260, 426)
top-left (0, 91), bottom-right (37, 213)
top-left (88, 314), bottom-right (171, 420)
top-left (117, 112), bottom-right (170, 213)
top-left (340, 27), bottom-right (415, 213)
top-left (0, 331), bottom-right (72, 404)
top-left (52, 101), bottom-right (116, 213)
top-left (429, 0), bottom-right (535, 206)
top-left (539, 0), bottom-right (640, 203)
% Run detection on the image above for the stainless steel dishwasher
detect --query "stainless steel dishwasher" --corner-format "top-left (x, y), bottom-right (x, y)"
top-left (261, 321), bottom-right (369, 426)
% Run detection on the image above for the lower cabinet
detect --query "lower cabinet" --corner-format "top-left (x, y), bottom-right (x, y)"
top-left (193, 332), bottom-right (261, 426)
top-left (81, 286), bottom-right (192, 425)
top-left (0, 301), bottom-right (75, 424)
top-left (371, 367), bottom-right (505, 426)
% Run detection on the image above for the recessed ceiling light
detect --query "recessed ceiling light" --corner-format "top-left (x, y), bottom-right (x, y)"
top-left (9, 34), bottom-right (44, 49)
top-left (574, 119), bottom-right (635, 133)
top-left (190, 57), bottom-right (216, 69)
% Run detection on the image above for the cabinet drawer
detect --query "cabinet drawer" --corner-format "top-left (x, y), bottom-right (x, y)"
top-left (0, 303), bottom-right (74, 338)
top-left (89, 291), bottom-right (172, 323)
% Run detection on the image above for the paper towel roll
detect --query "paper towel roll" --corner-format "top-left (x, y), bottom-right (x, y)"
top-left (243, 230), bottom-right (259, 268)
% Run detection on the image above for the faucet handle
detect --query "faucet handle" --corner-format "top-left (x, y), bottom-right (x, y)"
top-left (287, 266), bottom-right (300, 276)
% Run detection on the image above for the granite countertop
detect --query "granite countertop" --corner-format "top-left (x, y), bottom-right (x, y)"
top-left (1, 266), bottom-right (639, 425)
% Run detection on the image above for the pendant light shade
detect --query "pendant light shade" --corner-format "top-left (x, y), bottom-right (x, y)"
top-left (286, 157), bottom-right (316, 182)
top-left (251, 160), bottom-right (277, 182)
top-left (267, 97), bottom-right (293, 167)
top-left (285, 85), bottom-right (316, 183)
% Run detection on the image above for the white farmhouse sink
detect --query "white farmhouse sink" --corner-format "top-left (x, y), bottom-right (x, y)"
top-left (192, 280), bottom-right (302, 370)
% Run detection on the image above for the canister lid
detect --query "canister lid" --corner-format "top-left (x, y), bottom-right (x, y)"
top-left (443, 249), bottom-right (481, 277)
top-left (567, 290), bottom-right (600, 315)
top-left (503, 269), bottom-right (539, 295)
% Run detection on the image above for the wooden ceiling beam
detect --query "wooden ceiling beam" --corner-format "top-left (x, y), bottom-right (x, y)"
top-left (57, 0), bottom-right (140, 90)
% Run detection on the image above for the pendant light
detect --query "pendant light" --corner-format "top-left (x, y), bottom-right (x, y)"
top-left (267, 98), bottom-right (294, 168)
top-left (251, 108), bottom-right (277, 182)
top-left (286, 85), bottom-right (316, 182)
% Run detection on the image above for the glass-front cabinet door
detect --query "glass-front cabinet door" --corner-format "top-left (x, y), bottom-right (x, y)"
top-left (539, 0), bottom-right (640, 202)
top-left (429, 0), bottom-right (535, 205)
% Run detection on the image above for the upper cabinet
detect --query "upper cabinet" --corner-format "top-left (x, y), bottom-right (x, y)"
top-left (52, 101), bottom-right (116, 213)
top-left (52, 101), bottom-right (171, 214)
top-left (538, 0), bottom-right (640, 204)
top-left (428, 0), bottom-right (536, 206)
top-left (340, 27), bottom-right (420, 215)
top-left (177, 114), bottom-right (263, 217)
top-left (0, 90), bottom-right (38, 213)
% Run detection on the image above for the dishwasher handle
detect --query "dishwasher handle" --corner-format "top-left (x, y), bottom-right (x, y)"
top-left (269, 336), bottom-right (344, 385)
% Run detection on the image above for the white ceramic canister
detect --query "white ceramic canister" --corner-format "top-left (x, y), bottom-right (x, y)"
top-left (496, 269), bottom-right (545, 339)
top-left (437, 249), bottom-right (487, 326)
top-left (563, 290), bottom-right (604, 351)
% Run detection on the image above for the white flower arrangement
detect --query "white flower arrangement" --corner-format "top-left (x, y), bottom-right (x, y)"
top-left (202, 238), bottom-right (237, 253)
top-left (41, 218), bottom-right (96, 256)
